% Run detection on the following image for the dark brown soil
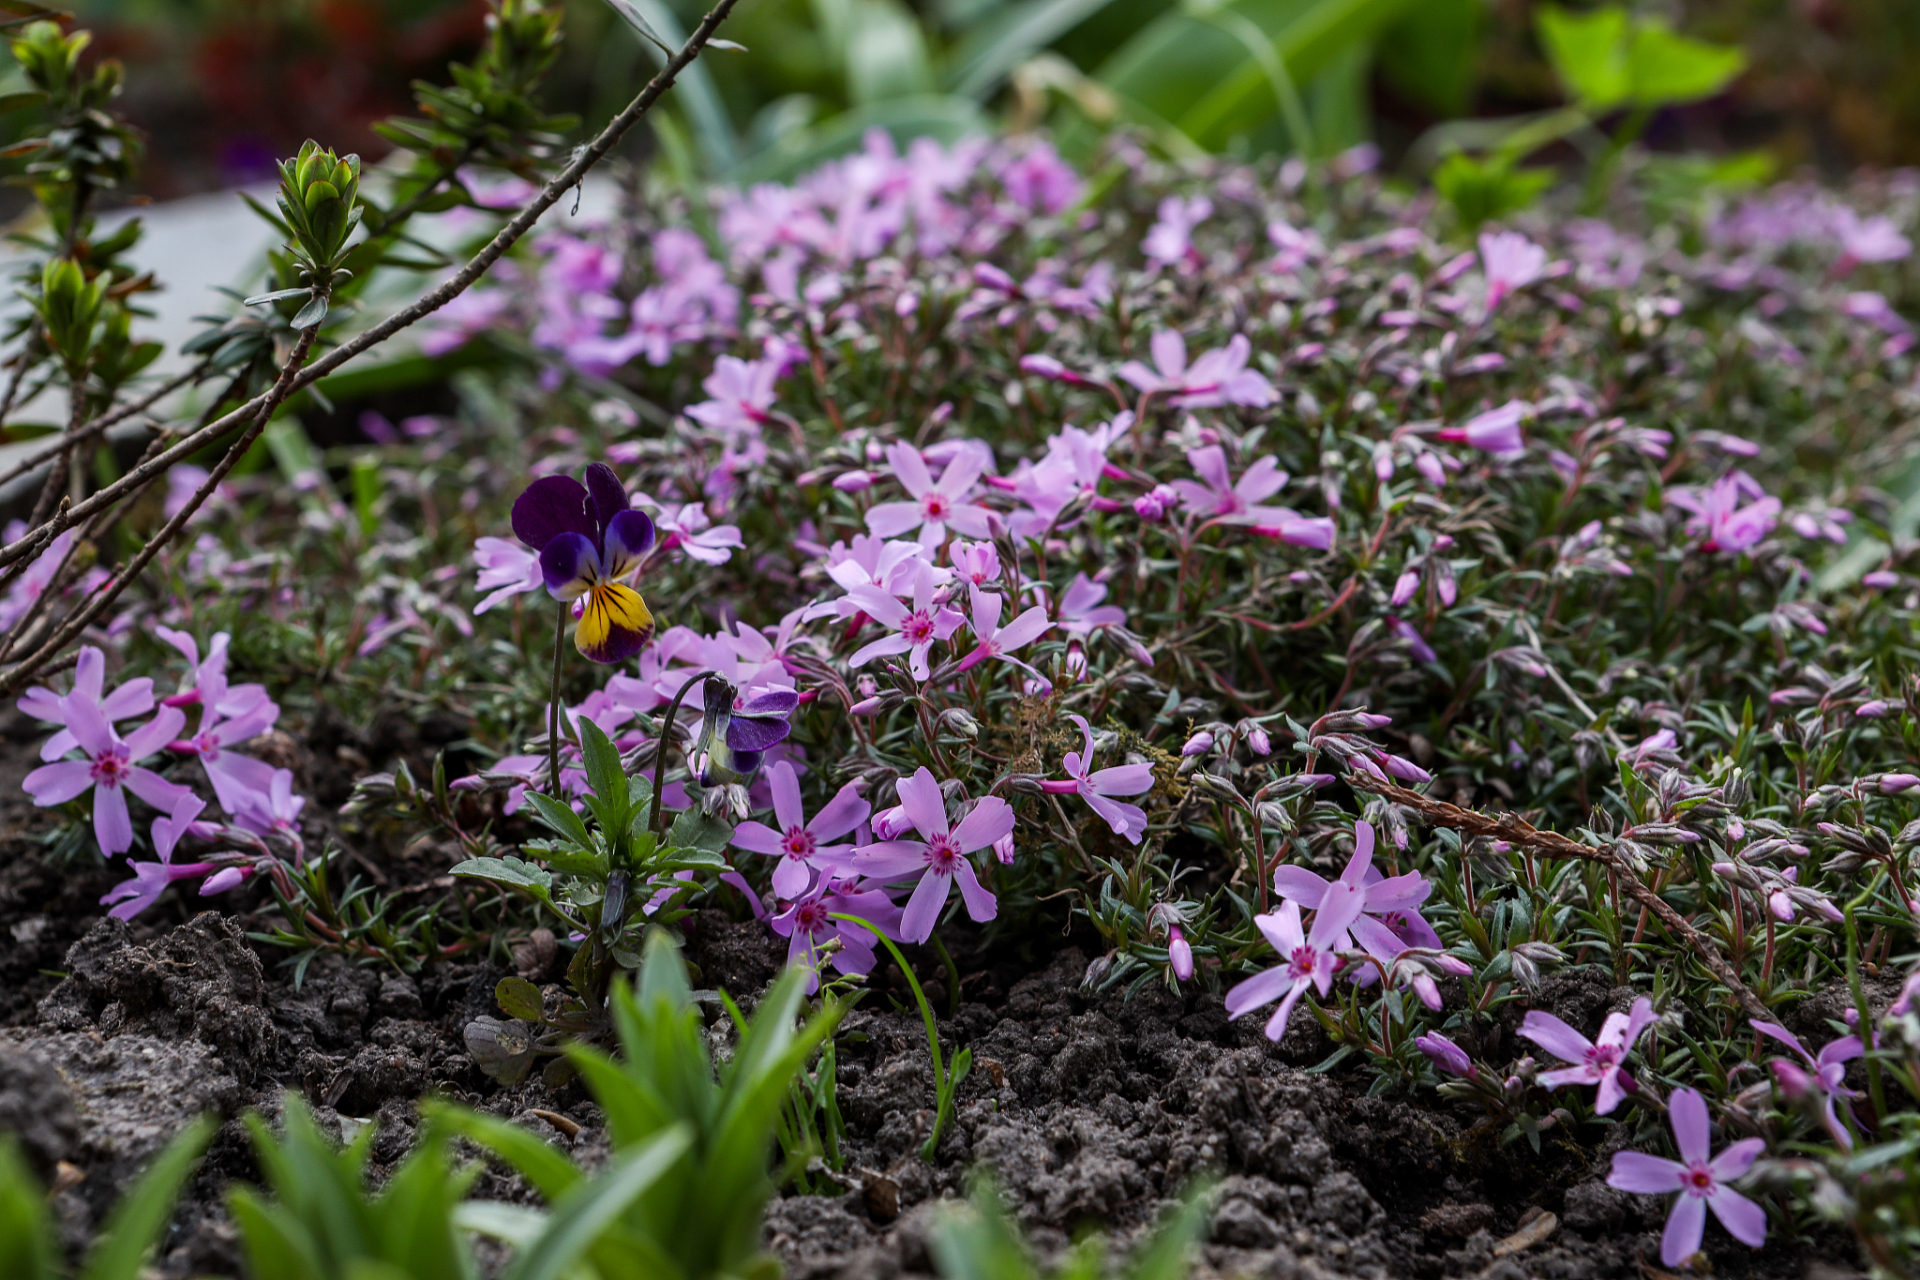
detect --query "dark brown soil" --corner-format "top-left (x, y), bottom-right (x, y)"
top-left (0, 726), bottom-right (1859, 1279)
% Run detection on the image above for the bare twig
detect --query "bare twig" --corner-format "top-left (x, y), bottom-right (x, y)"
top-left (1349, 774), bottom-right (1768, 1020)
top-left (0, 0), bottom-right (743, 577)
top-left (0, 361), bottom-right (211, 494)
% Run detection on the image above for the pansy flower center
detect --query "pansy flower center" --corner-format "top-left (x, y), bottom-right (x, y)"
top-left (781, 825), bottom-right (816, 859)
top-left (923, 832), bottom-right (961, 875)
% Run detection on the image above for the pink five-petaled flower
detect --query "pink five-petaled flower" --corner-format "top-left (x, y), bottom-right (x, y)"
top-left (953, 586), bottom-right (1052, 688)
top-left (1143, 195), bottom-right (1211, 271)
top-left (849, 767), bottom-right (1013, 943)
top-left (730, 760), bottom-right (871, 898)
top-left (1272, 819), bottom-right (1441, 967)
top-left (1518, 997), bottom-right (1656, 1114)
top-left (24, 694), bottom-right (188, 856)
top-left (846, 562), bottom-right (965, 681)
top-left (1607, 1087), bottom-right (1767, 1267)
top-left (154, 627), bottom-right (282, 818)
top-left (1037, 713), bottom-right (1154, 844)
top-left (1116, 332), bottom-right (1277, 409)
top-left (865, 441), bottom-right (994, 547)
top-left (471, 536), bottom-right (543, 614)
top-left (1667, 476), bottom-right (1781, 555)
top-left (1224, 880), bottom-right (1366, 1041)
top-left (1752, 1019), bottom-right (1865, 1149)
top-left (770, 876), bottom-right (903, 995)
top-left (19, 645), bottom-right (156, 763)
top-left (685, 354), bottom-right (779, 440)
top-left (1169, 445), bottom-right (1291, 526)
top-left (1437, 401), bottom-right (1527, 456)
top-left (1480, 229), bottom-right (1547, 313)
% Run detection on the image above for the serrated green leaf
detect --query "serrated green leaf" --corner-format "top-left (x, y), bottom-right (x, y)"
top-left (451, 856), bottom-right (554, 894)
top-left (496, 976), bottom-right (545, 1022)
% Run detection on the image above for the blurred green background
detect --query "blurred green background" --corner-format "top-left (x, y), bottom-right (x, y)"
top-left (40, 0), bottom-right (1920, 196)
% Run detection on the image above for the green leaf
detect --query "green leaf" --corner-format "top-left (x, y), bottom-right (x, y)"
top-left (576, 719), bottom-right (629, 830)
top-left (844, 0), bottom-right (936, 105)
top-left (596, 0), bottom-right (674, 52)
top-left (1625, 24), bottom-right (1744, 108)
top-left (451, 856), bottom-right (554, 895)
top-left (78, 1116), bottom-right (215, 1280)
top-left (526, 790), bottom-right (595, 852)
top-left (423, 1102), bottom-right (582, 1202)
top-left (0, 1141), bottom-right (58, 1280)
top-left (606, 0), bottom-right (741, 173)
top-left (243, 287), bottom-right (312, 307)
top-left (1536, 3), bottom-right (1630, 111)
top-left (501, 1126), bottom-right (692, 1280)
top-left (947, 0), bottom-right (1128, 100)
top-left (667, 807), bottom-right (733, 856)
top-left (1375, 0), bottom-right (1479, 116)
top-left (495, 977), bottom-right (545, 1023)
top-left (1432, 151), bottom-right (1555, 231)
top-left (658, 846), bottom-right (728, 871)
top-left (291, 293), bottom-right (329, 330)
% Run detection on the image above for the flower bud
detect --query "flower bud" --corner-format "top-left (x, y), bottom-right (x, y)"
top-left (992, 832), bottom-right (1015, 865)
top-left (1391, 569), bottom-right (1419, 607)
top-left (1180, 730), bottom-right (1213, 757)
top-left (1134, 484), bottom-right (1179, 523)
top-left (850, 696), bottom-right (888, 716)
top-left (1241, 724), bottom-right (1272, 756)
top-left (1168, 926), bottom-right (1193, 981)
top-left (1081, 950), bottom-right (1117, 991)
top-left (199, 866), bottom-right (248, 895)
top-left (1883, 774), bottom-right (1920, 794)
top-left (871, 804), bottom-right (912, 840)
top-left (833, 469), bottom-right (874, 492)
top-left (1856, 700), bottom-right (1894, 719)
top-left (1415, 1032), bottom-right (1474, 1078)
top-left (936, 707), bottom-right (981, 739)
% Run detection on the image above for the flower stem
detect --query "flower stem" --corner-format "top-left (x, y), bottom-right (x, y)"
top-left (548, 604), bottom-right (567, 793)
top-left (650, 670), bottom-right (714, 840)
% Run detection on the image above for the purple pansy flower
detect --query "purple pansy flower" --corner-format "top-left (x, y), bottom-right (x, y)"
top-left (1607, 1087), bottom-right (1767, 1267)
top-left (1518, 997), bottom-right (1656, 1114)
top-left (511, 462), bottom-right (658, 663)
top-left (849, 767), bottom-right (1013, 943)
top-left (731, 760), bottom-right (871, 897)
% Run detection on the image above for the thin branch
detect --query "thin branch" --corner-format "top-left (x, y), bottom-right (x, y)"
top-left (0, 322), bottom-right (321, 696)
top-left (0, 361), bottom-right (211, 494)
top-left (0, 0), bottom-right (742, 576)
top-left (1348, 774), bottom-right (1769, 1020)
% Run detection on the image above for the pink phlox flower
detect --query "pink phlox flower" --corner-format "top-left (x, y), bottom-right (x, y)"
top-left (101, 851), bottom-right (221, 920)
top-left (1037, 713), bottom-right (1154, 844)
top-left (1518, 997), bottom-right (1656, 1114)
top-left (472, 536), bottom-right (543, 614)
top-left (1438, 401), bottom-right (1527, 456)
top-left (1025, 260), bottom-right (1111, 319)
top-left (1667, 476), bottom-right (1781, 554)
top-left (1833, 209), bottom-right (1912, 274)
top-left (1607, 1087), bottom-right (1768, 1267)
top-left (1143, 195), bottom-right (1212, 271)
top-left (1271, 820), bottom-right (1441, 974)
top-left (634, 493), bottom-right (743, 565)
top-left (848, 767), bottom-right (1012, 942)
top-left (1752, 1019), bottom-right (1864, 1149)
top-left (20, 644), bottom-right (157, 763)
top-left (771, 875), bottom-right (904, 994)
top-left (997, 139), bottom-right (1082, 216)
top-left (865, 440), bottom-right (995, 547)
top-left (1266, 219), bottom-right (1325, 274)
top-left (1004, 415), bottom-right (1132, 539)
top-left (953, 585), bottom-right (1053, 688)
top-left (949, 540), bottom-right (1000, 587)
top-left (813, 535), bottom-right (942, 620)
top-left (1055, 573), bottom-right (1126, 635)
top-left (0, 526), bottom-right (78, 632)
top-left (1170, 445), bottom-right (1293, 526)
top-left (1117, 332), bottom-right (1276, 409)
top-left (1479, 230), bottom-right (1548, 312)
top-left (730, 760), bottom-right (871, 898)
top-left (846, 561), bottom-right (966, 681)
top-left (1223, 879), bottom-right (1367, 1041)
top-left (231, 767), bottom-right (306, 846)
top-left (1386, 616), bottom-right (1437, 664)
top-left (1843, 291), bottom-right (1911, 335)
top-left (23, 687), bottom-right (189, 856)
top-left (685, 355), bottom-right (779, 441)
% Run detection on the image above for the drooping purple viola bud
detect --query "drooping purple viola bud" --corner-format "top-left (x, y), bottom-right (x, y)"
top-left (1168, 925), bottom-right (1193, 981)
top-left (834, 469), bottom-right (875, 492)
top-left (1880, 774), bottom-right (1920, 794)
top-left (1415, 1031), bottom-right (1474, 1078)
top-left (1181, 731), bottom-right (1213, 757)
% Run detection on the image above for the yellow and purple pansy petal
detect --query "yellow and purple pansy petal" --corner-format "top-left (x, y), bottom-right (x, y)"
top-left (511, 475), bottom-right (599, 551)
top-left (602, 509), bottom-right (658, 578)
top-left (539, 532), bottom-right (602, 602)
top-left (575, 582), bottom-right (655, 663)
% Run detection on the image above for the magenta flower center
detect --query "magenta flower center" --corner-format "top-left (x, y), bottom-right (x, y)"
top-left (1684, 1163), bottom-right (1715, 1194)
top-left (792, 900), bottom-right (829, 934)
top-left (1287, 944), bottom-right (1317, 979)
top-left (90, 745), bottom-right (130, 789)
top-left (923, 832), bottom-right (961, 876)
top-left (923, 493), bottom-right (952, 520)
top-left (781, 825), bottom-right (816, 859)
top-left (1586, 1043), bottom-right (1623, 1071)
top-left (194, 731), bottom-right (221, 762)
top-left (902, 610), bottom-right (935, 644)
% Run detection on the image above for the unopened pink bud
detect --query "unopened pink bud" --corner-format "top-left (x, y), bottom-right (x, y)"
top-left (850, 696), bottom-right (886, 716)
top-left (1168, 926), bottom-right (1193, 981)
top-left (1864, 570), bottom-right (1900, 589)
top-left (1247, 727), bottom-right (1272, 756)
top-left (1391, 570), bottom-right (1419, 607)
top-left (833, 469), bottom-right (874, 492)
top-left (1881, 774), bottom-right (1920, 794)
top-left (1856, 701), bottom-right (1894, 719)
top-left (993, 832), bottom-right (1016, 865)
top-left (872, 804), bottom-right (912, 840)
top-left (1181, 731), bottom-right (1213, 757)
top-left (1381, 754), bottom-right (1431, 783)
top-left (199, 867), bottom-right (248, 895)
